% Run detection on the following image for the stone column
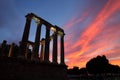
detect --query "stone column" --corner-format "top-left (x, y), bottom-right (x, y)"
top-left (19, 14), bottom-right (32, 58)
top-left (25, 43), bottom-right (29, 59)
top-left (52, 30), bottom-right (58, 63)
top-left (31, 23), bottom-right (42, 61)
top-left (60, 32), bottom-right (65, 64)
top-left (40, 39), bottom-right (45, 61)
top-left (1, 40), bottom-right (7, 56)
top-left (8, 43), bottom-right (14, 57)
top-left (44, 27), bottom-right (50, 62)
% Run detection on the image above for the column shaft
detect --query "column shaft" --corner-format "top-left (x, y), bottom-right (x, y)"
top-left (32, 23), bottom-right (42, 60)
top-left (60, 35), bottom-right (65, 64)
top-left (52, 32), bottom-right (58, 63)
top-left (19, 16), bottom-right (32, 58)
top-left (8, 43), bottom-right (14, 57)
top-left (40, 43), bottom-right (44, 61)
top-left (1, 40), bottom-right (7, 56)
top-left (25, 44), bottom-right (29, 59)
top-left (44, 28), bottom-right (50, 62)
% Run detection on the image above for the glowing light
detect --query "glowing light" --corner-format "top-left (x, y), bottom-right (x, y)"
top-left (58, 31), bottom-right (63, 36)
top-left (33, 16), bottom-right (40, 24)
top-left (51, 27), bottom-right (56, 32)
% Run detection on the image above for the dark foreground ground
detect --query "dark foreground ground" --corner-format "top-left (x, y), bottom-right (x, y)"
top-left (0, 56), bottom-right (120, 80)
top-left (0, 56), bottom-right (67, 80)
top-left (68, 74), bottom-right (120, 80)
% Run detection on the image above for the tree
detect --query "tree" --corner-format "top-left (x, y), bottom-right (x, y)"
top-left (67, 66), bottom-right (80, 75)
top-left (86, 55), bottom-right (120, 75)
top-left (79, 67), bottom-right (87, 75)
top-left (86, 55), bottom-right (109, 74)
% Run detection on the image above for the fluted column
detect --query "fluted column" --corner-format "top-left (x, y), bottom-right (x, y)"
top-left (60, 33), bottom-right (65, 64)
top-left (31, 23), bottom-right (42, 61)
top-left (52, 31), bottom-right (58, 63)
top-left (40, 39), bottom-right (45, 61)
top-left (44, 27), bottom-right (50, 62)
top-left (19, 14), bottom-right (32, 58)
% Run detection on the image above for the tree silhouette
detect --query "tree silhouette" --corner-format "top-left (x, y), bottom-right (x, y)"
top-left (67, 66), bottom-right (79, 75)
top-left (86, 55), bottom-right (120, 75)
top-left (79, 67), bottom-right (87, 75)
top-left (67, 66), bottom-right (88, 75)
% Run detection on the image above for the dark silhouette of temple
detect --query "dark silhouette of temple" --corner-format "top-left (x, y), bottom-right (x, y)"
top-left (0, 13), bottom-right (67, 80)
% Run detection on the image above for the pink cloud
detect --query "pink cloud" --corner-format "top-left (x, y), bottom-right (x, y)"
top-left (64, 0), bottom-right (120, 68)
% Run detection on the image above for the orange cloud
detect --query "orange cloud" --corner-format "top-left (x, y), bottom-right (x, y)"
top-left (64, 0), bottom-right (120, 68)
top-left (72, 0), bottom-right (120, 53)
top-left (110, 59), bottom-right (120, 66)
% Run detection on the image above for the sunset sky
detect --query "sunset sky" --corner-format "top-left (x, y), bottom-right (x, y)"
top-left (0, 0), bottom-right (120, 68)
